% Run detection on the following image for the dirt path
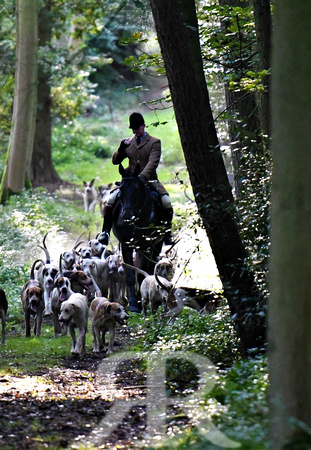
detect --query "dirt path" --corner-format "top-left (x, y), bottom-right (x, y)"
top-left (0, 328), bottom-right (150, 450)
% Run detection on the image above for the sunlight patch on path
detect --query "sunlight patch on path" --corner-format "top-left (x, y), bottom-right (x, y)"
top-left (172, 227), bottom-right (222, 290)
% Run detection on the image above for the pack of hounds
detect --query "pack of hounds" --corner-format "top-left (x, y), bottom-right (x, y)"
top-left (1, 230), bottom-right (214, 356)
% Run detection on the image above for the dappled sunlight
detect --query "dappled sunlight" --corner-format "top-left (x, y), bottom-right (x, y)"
top-left (173, 227), bottom-right (221, 291)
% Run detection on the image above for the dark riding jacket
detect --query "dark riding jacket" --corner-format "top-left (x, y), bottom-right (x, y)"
top-left (112, 132), bottom-right (168, 196)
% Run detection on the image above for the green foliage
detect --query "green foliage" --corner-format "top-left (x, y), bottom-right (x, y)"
top-left (52, 119), bottom-right (114, 183)
top-left (83, 0), bottom-right (155, 111)
top-left (124, 49), bottom-right (166, 77)
top-left (127, 310), bottom-right (268, 449)
top-left (198, 3), bottom-right (258, 80)
top-left (51, 73), bottom-right (98, 121)
top-left (211, 355), bottom-right (269, 448)
top-left (128, 300), bottom-right (240, 370)
top-left (0, 2), bottom-right (15, 152)
top-left (229, 69), bottom-right (271, 93)
top-left (237, 147), bottom-right (271, 296)
top-left (148, 356), bottom-right (269, 449)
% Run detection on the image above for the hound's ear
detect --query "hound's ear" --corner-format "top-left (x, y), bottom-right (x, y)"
top-left (90, 179), bottom-right (95, 186)
top-left (106, 304), bottom-right (112, 314)
top-left (83, 181), bottom-right (87, 186)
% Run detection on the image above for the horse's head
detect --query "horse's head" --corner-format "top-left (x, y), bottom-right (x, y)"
top-left (119, 163), bottom-right (140, 179)
top-left (118, 164), bottom-right (150, 221)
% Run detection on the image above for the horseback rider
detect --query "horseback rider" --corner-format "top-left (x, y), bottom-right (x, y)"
top-left (99, 112), bottom-right (174, 246)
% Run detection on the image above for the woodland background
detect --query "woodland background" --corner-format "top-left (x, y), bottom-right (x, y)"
top-left (0, 1), bottom-right (310, 449)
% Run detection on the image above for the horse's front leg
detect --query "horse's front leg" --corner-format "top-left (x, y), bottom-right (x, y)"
top-left (127, 267), bottom-right (140, 313)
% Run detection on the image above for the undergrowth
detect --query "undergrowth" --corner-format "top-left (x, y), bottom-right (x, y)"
top-left (125, 307), bottom-right (269, 449)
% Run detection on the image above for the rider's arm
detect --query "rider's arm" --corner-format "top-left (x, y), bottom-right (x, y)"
top-left (112, 140), bottom-right (128, 165)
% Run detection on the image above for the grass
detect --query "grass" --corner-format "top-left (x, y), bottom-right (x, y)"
top-left (0, 322), bottom-right (99, 375)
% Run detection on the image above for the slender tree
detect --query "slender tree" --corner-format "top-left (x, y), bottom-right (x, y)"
top-left (269, 2), bottom-right (311, 448)
top-left (201, 0), bottom-right (272, 197)
top-left (150, 0), bottom-right (265, 353)
top-left (218, 0), bottom-right (260, 198)
top-left (29, 1), bottom-right (61, 186)
top-left (0, 0), bottom-right (38, 203)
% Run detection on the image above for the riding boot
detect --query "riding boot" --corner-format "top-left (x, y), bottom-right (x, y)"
top-left (162, 207), bottom-right (174, 246)
top-left (98, 204), bottom-right (114, 245)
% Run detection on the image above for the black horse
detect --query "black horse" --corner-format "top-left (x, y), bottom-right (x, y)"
top-left (109, 164), bottom-right (165, 312)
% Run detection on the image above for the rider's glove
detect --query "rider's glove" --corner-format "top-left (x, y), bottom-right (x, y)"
top-left (119, 139), bottom-right (130, 153)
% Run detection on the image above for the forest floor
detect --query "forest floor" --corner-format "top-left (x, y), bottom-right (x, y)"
top-left (0, 326), bottom-right (162, 450)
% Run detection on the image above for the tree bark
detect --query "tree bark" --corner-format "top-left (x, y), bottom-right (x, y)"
top-left (251, 0), bottom-right (271, 138)
top-left (150, 0), bottom-right (265, 354)
top-left (218, 0), bottom-right (260, 198)
top-left (29, 1), bottom-right (62, 187)
top-left (269, 2), bottom-right (311, 447)
top-left (0, 0), bottom-right (38, 202)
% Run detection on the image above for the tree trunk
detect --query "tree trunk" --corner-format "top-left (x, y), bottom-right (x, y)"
top-left (251, 0), bottom-right (271, 138)
top-left (29, 1), bottom-right (62, 187)
top-left (269, 2), bottom-right (311, 448)
top-left (150, 0), bottom-right (265, 354)
top-left (0, 0), bottom-right (38, 203)
top-left (218, 0), bottom-right (260, 199)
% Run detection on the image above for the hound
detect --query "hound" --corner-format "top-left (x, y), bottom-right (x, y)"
top-left (51, 255), bottom-right (75, 337)
top-left (122, 262), bottom-right (172, 316)
top-left (105, 253), bottom-right (126, 302)
top-left (62, 232), bottom-right (85, 270)
top-left (51, 276), bottom-right (73, 337)
top-left (83, 179), bottom-right (97, 212)
top-left (81, 257), bottom-right (109, 299)
top-left (79, 246), bottom-right (93, 261)
top-left (163, 287), bottom-right (189, 324)
top-left (63, 269), bottom-right (93, 295)
top-left (36, 232), bottom-right (58, 315)
top-left (59, 293), bottom-right (89, 356)
top-left (88, 238), bottom-right (105, 259)
top-left (98, 183), bottom-right (112, 217)
top-left (154, 255), bottom-right (174, 282)
top-left (89, 274), bottom-right (128, 354)
top-left (154, 271), bottom-right (189, 323)
top-left (21, 260), bottom-right (45, 337)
